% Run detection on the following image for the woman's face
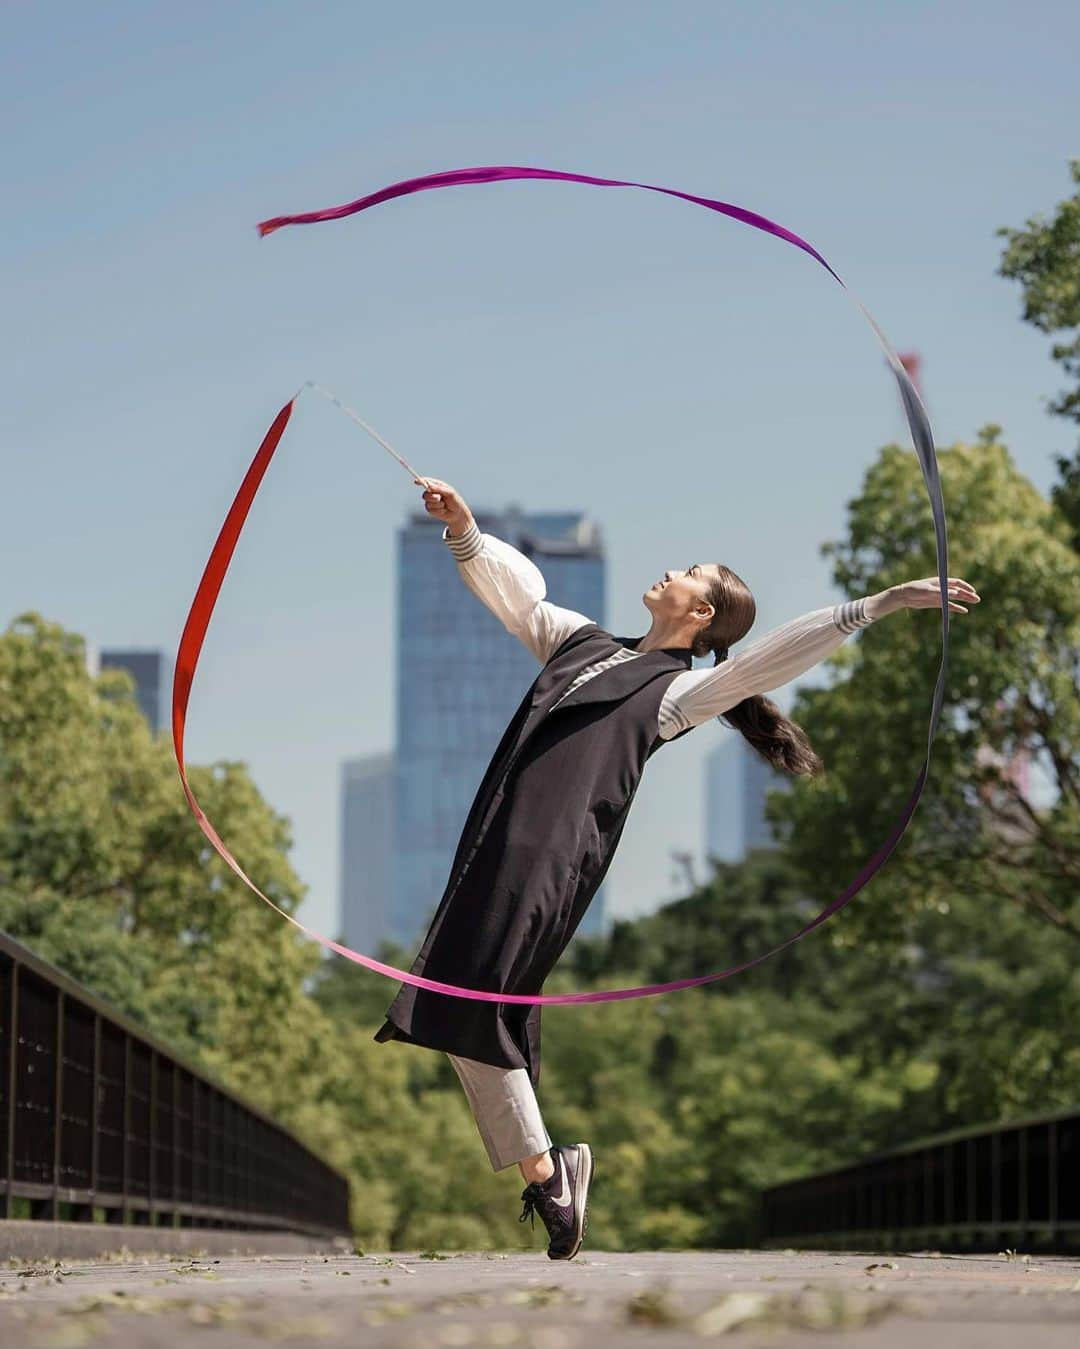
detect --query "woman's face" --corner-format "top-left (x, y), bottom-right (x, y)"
top-left (643, 562), bottom-right (719, 617)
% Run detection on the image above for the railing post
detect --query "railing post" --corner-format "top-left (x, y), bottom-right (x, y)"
top-left (922, 1149), bottom-right (931, 1235)
top-left (1018, 1126), bottom-right (1028, 1241)
top-left (148, 1050), bottom-right (155, 1223)
top-left (90, 1013), bottom-right (101, 1210)
top-left (944, 1141), bottom-right (953, 1229)
top-left (3, 962), bottom-right (17, 1220)
top-left (171, 1059), bottom-right (179, 1223)
top-left (52, 988), bottom-right (65, 1221)
top-left (123, 1033), bottom-right (131, 1225)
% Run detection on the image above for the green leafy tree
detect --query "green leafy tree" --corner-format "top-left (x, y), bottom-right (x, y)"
top-left (998, 158), bottom-right (1080, 547)
top-left (567, 849), bottom-right (834, 996)
top-left (769, 430), bottom-right (1078, 947)
top-left (0, 611), bottom-right (585, 1250)
top-left (0, 612), bottom-right (326, 1080)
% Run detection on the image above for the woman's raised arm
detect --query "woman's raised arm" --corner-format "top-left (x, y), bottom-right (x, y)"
top-left (417, 477), bottom-right (593, 665)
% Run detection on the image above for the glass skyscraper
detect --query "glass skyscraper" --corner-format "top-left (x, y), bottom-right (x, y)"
top-left (741, 740), bottom-right (792, 854)
top-left (96, 649), bottom-right (165, 732)
top-left (704, 735), bottom-right (791, 867)
top-left (704, 740), bottom-right (741, 867)
top-left (391, 505), bottom-right (607, 948)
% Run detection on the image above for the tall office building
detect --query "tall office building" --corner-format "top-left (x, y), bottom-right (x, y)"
top-left (741, 739), bottom-right (791, 854)
top-left (704, 740), bottom-right (741, 866)
top-left (340, 753), bottom-right (395, 954)
top-left (93, 649), bottom-right (165, 732)
top-left (704, 735), bottom-right (791, 868)
top-left (392, 505), bottom-right (607, 948)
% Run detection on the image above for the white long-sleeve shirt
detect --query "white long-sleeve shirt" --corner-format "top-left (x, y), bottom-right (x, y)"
top-left (443, 520), bottom-right (878, 741)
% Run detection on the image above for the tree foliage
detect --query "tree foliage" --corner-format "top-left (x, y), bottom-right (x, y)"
top-left (0, 615), bottom-right (505, 1245)
top-left (998, 157), bottom-right (1080, 546)
top-left (772, 429), bottom-right (1078, 946)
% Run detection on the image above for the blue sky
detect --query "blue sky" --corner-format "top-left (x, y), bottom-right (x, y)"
top-left (3, 1), bottom-right (1077, 944)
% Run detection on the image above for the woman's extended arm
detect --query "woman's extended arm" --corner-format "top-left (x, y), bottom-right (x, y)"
top-left (418, 477), bottom-right (593, 664)
top-left (657, 595), bottom-right (886, 739)
top-left (656, 575), bottom-right (977, 739)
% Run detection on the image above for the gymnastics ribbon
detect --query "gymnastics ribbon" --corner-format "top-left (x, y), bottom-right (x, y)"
top-left (173, 165), bottom-right (949, 1005)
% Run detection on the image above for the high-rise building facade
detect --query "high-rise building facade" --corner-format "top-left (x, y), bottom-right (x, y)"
top-left (340, 752), bottom-right (396, 954)
top-left (742, 741), bottom-right (791, 855)
top-left (704, 739), bottom-right (741, 866)
top-left (94, 649), bottom-right (165, 732)
top-left (391, 505), bottom-right (606, 948)
top-left (704, 734), bottom-right (791, 867)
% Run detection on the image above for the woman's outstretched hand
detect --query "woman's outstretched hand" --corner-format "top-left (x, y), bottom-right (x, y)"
top-left (899, 577), bottom-right (981, 613)
top-left (865, 577), bottom-right (981, 620)
top-left (414, 476), bottom-right (474, 537)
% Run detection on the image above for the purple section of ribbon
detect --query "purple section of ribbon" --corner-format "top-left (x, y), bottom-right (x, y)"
top-left (200, 164), bottom-right (949, 1004)
top-left (258, 165), bottom-right (843, 284)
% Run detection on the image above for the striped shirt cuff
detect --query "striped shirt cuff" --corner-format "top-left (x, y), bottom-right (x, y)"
top-left (658, 698), bottom-right (692, 738)
top-left (442, 520), bottom-right (483, 561)
top-left (832, 598), bottom-right (873, 632)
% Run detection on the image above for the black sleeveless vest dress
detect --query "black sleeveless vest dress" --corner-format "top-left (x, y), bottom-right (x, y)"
top-left (372, 623), bottom-right (696, 1087)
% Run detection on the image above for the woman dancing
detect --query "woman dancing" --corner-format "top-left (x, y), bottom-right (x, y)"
top-left (373, 476), bottom-right (980, 1259)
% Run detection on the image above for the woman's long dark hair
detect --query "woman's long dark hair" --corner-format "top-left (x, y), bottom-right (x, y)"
top-left (690, 567), bottom-right (824, 778)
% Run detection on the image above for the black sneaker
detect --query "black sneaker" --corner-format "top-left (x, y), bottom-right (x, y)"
top-left (518, 1143), bottom-right (593, 1260)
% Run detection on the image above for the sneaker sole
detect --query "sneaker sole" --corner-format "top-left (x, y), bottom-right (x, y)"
top-left (548, 1143), bottom-right (592, 1260)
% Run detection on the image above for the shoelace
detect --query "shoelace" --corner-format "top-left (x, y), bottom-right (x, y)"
top-left (518, 1182), bottom-right (543, 1229)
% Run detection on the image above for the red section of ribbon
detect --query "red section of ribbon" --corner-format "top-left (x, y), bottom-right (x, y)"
top-left (173, 398), bottom-right (294, 845)
top-left (173, 392), bottom-right (926, 1006)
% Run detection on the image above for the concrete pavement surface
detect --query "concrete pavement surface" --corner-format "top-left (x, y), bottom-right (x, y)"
top-left (0, 1246), bottom-right (1078, 1348)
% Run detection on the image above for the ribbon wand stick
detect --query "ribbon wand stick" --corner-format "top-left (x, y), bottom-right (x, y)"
top-left (302, 380), bottom-right (429, 484)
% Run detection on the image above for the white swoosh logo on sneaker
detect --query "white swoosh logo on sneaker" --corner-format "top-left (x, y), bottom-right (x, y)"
top-left (549, 1153), bottom-right (571, 1208)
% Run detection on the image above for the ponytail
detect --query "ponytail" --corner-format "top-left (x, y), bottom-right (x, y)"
top-left (692, 578), bottom-right (824, 779)
top-left (714, 662), bottom-right (824, 777)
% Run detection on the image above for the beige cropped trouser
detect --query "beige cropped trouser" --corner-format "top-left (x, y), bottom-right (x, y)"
top-left (447, 1053), bottom-right (553, 1172)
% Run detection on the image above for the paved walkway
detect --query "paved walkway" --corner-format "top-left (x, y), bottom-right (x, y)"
top-left (1, 1247), bottom-right (1078, 1347)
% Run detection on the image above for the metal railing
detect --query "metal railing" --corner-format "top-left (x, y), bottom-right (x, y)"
top-left (1, 931), bottom-right (350, 1237)
top-left (760, 1108), bottom-right (1078, 1253)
